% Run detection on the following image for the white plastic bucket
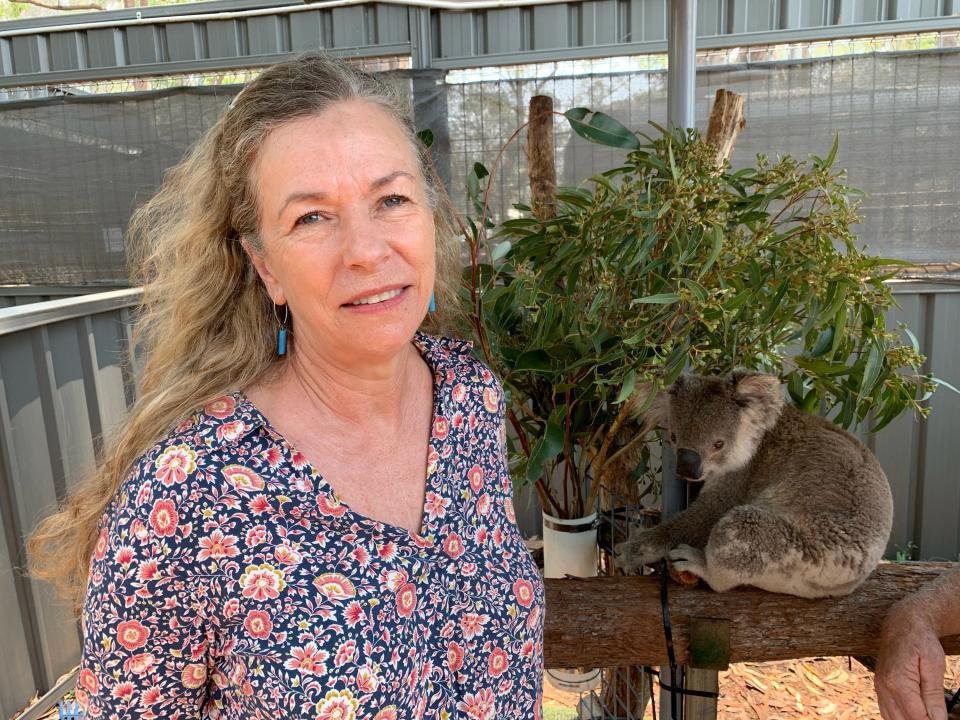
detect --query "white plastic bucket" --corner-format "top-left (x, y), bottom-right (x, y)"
top-left (542, 509), bottom-right (601, 693)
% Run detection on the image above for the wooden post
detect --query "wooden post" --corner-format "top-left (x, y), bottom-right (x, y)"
top-left (705, 89), bottom-right (746, 166)
top-left (527, 95), bottom-right (556, 221)
top-left (544, 563), bottom-right (960, 667)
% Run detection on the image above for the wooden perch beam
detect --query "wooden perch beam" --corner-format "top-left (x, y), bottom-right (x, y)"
top-left (544, 563), bottom-right (960, 668)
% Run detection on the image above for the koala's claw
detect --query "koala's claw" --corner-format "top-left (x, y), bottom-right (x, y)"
top-left (613, 540), bottom-right (644, 575)
top-left (667, 544), bottom-right (707, 581)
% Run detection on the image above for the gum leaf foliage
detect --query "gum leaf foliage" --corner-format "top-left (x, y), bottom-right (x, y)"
top-left (459, 118), bottom-right (934, 516)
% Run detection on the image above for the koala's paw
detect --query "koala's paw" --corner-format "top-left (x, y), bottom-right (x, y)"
top-left (613, 529), bottom-right (667, 575)
top-left (667, 544), bottom-right (708, 584)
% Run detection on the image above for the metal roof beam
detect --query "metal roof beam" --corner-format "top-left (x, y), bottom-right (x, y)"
top-left (1, 0), bottom-right (958, 88)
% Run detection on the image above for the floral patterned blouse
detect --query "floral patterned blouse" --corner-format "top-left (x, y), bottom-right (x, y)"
top-left (76, 332), bottom-right (545, 720)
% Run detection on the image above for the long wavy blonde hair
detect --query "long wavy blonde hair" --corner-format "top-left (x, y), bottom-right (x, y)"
top-left (27, 52), bottom-right (462, 615)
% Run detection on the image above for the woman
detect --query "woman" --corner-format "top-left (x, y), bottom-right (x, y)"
top-left (28, 53), bottom-right (545, 719)
top-left (875, 569), bottom-right (960, 720)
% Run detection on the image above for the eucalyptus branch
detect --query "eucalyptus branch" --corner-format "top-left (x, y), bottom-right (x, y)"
top-left (586, 398), bottom-right (638, 513)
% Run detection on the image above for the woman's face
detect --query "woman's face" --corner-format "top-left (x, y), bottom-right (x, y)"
top-left (247, 99), bottom-right (436, 366)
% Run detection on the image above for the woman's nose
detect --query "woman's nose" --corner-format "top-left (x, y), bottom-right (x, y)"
top-left (340, 208), bottom-right (391, 268)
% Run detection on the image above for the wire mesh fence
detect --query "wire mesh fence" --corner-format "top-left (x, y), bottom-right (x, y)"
top-left (0, 38), bottom-right (957, 285)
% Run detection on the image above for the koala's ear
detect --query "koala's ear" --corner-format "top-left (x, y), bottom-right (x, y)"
top-left (628, 381), bottom-right (671, 429)
top-left (732, 371), bottom-right (785, 415)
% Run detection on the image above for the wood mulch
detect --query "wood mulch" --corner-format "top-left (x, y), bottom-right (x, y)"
top-left (543, 655), bottom-right (960, 719)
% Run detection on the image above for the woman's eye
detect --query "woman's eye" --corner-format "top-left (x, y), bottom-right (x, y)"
top-left (294, 211), bottom-right (324, 227)
top-left (382, 194), bottom-right (409, 208)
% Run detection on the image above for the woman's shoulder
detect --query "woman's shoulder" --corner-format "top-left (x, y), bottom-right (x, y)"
top-left (415, 331), bottom-right (505, 416)
top-left (414, 331), bottom-right (499, 383)
top-left (114, 393), bottom-right (267, 512)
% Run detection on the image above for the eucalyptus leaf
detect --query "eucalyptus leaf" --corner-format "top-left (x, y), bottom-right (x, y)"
top-left (632, 293), bottom-right (680, 305)
top-left (615, 369), bottom-right (637, 404)
top-left (565, 108), bottom-right (641, 150)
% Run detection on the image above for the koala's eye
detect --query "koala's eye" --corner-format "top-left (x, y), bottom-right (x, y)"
top-left (713, 439), bottom-right (725, 450)
top-left (670, 433), bottom-right (677, 444)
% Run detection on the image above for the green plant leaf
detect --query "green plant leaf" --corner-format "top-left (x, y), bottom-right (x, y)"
top-left (698, 225), bottom-right (724, 280)
top-left (492, 240), bottom-right (512, 262)
top-left (615, 369), bottom-right (637, 404)
top-left (527, 422), bottom-right (564, 482)
top-left (858, 342), bottom-right (884, 404)
top-left (810, 327), bottom-right (835, 357)
top-left (931, 376), bottom-right (960, 395)
top-left (632, 293), bottom-right (680, 305)
top-left (416, 128), bottom-right (434, 148)
top-left (564, 108), bottom-right (641, 150)
top-left (513, 349), bottom-right (553, 372)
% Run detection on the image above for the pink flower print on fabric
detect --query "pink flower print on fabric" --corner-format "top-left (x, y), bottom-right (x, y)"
top-left (457, 688), bottom-right (496, 720)
top-left (197, 530), bottom-right (240, 561)
top-left (243, 610), bottom-right (272, 639)
top-left (148, 498), bottom-right (177, 536)
top-left (315, 689), bottom-right (359, 720)
top-left (154, 444), bottom-right (197, 486)
top-left (313, 573), bottom-right (357, 601)
top-left (222, 464), bottom-right (264, 493)
top-left (285, 642), bottom-right (328, 675)
top-left (116, 620), bottom-right (149, 651)
top-left (239, 563), bottom-right (286, 601)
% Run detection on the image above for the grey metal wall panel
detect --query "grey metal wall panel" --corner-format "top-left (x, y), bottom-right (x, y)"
top-left (85, 28), bottom-right (118, 69)
top-left (10, 36), bottom-right (41, 75)
top-left (485, 8), bottom-right (525, 55)
top-left (782, 0), bottom-right (831, 27)
top-left (895, 0), bottom-right (942, 17)
top-left (247, 15), bottom-right (285, 55)
top-left (0, 473), bottom-right (36, 720)
top-left (126, 25), bottom-right (162, 66)
top-left (48, 33), bottom-right (82, 72)
top-left (375, 4), bottom-right (411, 45)
top-left (850, 0), bottom-right (886, 23)
top-left (697, 0), bottom-right (727, 35)
top-left (206, 19), bottom-right (242, 58)
top-left (331, 6), bottom-right (366, 47)
top-left (165, 22), bottom-right (203, 62)
top-left (289, 10), bottom-right (327, 52)
top-left (581, 0), bottom-right (621, 45)
top-left (46, 320), bottom-right (97, 494)
top-left (532, 5), bottom-right (570, 49)
top-left (436, 12), bottom-right (476, 59)
top-left (875, 293), bottom-right (924, 558)
top-left (918, 292), bottom-right (960, 560)
top-left (629, 0), bottom-right (668, 41)
top-left (732, 0), bottom-right (778, 31)
top-left (0, 333), bottom-right (79, 692)
top-left (90, 311), bottom-right (132, 444)
top-left (629, 0), bottom-right (667, 42)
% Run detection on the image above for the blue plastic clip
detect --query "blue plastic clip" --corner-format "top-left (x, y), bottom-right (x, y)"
top-left (58, 699), bottom-right (85, 720)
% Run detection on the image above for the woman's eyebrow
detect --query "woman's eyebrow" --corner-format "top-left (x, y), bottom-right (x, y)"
top-left (277, 170), bottom-right (415, 220)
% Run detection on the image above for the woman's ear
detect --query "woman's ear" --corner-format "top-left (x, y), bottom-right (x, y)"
top-left (241, 237), bottom-right (286, 306)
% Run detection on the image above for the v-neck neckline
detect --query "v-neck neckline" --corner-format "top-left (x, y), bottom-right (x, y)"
top-left (234, 333), bottom-right (445, 544)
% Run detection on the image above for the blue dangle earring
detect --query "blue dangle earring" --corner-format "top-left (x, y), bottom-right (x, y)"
top-left (274, 302), bottom-right (289, 356)
top-left (428, 291), bottom-right (436, 313)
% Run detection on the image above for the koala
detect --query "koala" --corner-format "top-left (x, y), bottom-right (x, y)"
top-left (613, 371), bottom-right (894, 598)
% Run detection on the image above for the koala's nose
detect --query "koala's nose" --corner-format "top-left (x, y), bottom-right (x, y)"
top-left (676, 448), bottom-right (703, 480)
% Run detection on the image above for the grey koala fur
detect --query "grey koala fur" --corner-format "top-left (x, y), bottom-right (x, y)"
top-left (613, 370), bottom-right (893, 598)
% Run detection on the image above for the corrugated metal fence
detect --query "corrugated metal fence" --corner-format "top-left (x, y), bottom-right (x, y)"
top-left (0, 289), bottom-right (139, 719)
top-left (0, 282), bottom-right (958, 715)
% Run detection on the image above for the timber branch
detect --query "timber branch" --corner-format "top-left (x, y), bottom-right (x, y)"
top-left (543, 563), bottom-right (960, 668)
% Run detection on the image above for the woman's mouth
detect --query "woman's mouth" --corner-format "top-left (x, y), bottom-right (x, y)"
top-left (344, 286), bottom-right (409, 307)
